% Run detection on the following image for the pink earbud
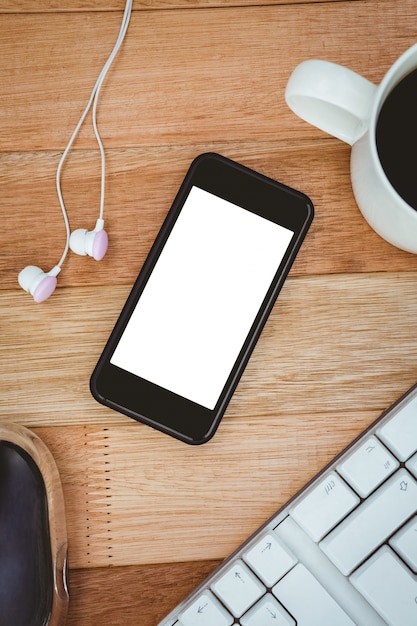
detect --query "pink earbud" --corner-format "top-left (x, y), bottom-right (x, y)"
top-left (18, 265), bottom-right (61, 303)
top-left (69, 218), bottom-right (108, 261)
top-left (18, 219), bottom-right (108, 302)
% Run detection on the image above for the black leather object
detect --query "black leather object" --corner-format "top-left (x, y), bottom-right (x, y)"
top-left (0, 442), bottom-right (53, 626)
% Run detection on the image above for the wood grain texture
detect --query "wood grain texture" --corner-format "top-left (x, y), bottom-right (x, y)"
top-left (2, 272), bottom-right (417, 431)
top-left (3, 141), bottom-right (417, 290)
top-left (1, 0), bottom-right (334, 12)
top-left (2, 0), bottom-right (417, 289)
top-left (67, 560), bottom-right (221, 626)
top-left (2, 271), bottom-right (417, 571)
top-left (1, 2), bottom-right (415, 153)
top-left (2, 0), bottom-right (417, 624)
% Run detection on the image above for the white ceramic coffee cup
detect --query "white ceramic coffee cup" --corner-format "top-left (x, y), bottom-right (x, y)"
top-left (285, 44), bottom-right (417, 253)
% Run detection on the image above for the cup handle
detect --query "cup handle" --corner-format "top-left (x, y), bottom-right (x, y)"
top-left (285, 60), bottom-right (377, 145)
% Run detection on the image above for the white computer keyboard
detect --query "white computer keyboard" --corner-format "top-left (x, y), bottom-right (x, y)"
top-left (158, 383), bottom-right (417, 626)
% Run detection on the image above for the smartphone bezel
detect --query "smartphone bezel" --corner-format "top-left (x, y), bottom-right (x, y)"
top-left (90, 153), bottom-right (314, 444)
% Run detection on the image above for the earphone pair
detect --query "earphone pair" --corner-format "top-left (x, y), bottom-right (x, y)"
top-left (18, 0), bottom-right (133, 303)
top-left (18, 219), bottom-right (109, 303)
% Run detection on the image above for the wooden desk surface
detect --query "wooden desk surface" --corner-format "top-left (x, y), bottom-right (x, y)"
top-left (1, 1), bottom-right (417, 623)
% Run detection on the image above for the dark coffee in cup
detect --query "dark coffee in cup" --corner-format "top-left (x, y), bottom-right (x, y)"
top-left (376, 68), bottom-right (417, 210)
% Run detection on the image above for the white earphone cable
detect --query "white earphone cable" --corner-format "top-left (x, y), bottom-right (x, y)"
top-left (55, 0), bottom-right (133, 269)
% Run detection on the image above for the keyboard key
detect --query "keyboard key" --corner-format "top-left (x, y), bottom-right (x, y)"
top-left (390, 515), bottom-right (417, 573)
top-left (289, 471), bottom-right (359, 541)
top-left (243, 533), bottom-right (297, 587)
top-left (272, 563), bottom-right (355, 625)
top-left (157, 385), bottom-right (417, 626)
top-left (337, 435), bottom-right (399, 497)
top-left (275, 516), bottom-right (386, 625)
top-left (211, 560), bottom-right (265, 617)
top-left (240, 593), bottom-right (295, 625)
top-left (320, 469), bottom-right (417, 575)
top-left (406, 451), bottom-right (417, 478)
top-left (377, 394), bottom-right (417, 461)
top-left (351, 546), bottom-right (417, 625)
top-left (177, 591), bottom-right (233, 626)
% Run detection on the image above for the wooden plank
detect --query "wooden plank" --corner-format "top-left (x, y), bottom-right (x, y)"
top-left (36, 408), bottom-right (374, 570)
top-left (0, 0), bottom-right (351, 13)
top-left (3, 141), bottom-right (417, 291)
top-left (0, 2), bottom-right (415, 153)
top-left (67, 560), bottom-right (221, 626)
top-left (2, 272), bottom-right (417, 431)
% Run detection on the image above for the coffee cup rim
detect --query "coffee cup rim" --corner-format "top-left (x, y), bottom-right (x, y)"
top-left (368, 43), bottom-right (417, 215)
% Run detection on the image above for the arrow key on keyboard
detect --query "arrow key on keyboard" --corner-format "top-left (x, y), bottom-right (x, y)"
top-left (243, 532), bottom-right (297, 587)
top-left (211, 560), bottom-right (265, 617)
top-left (178, 591), bottom-right (233, 626)
top-left (240, 593), bottom-right (295, 625)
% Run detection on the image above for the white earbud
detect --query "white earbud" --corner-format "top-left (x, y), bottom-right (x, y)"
top-left (69, 218), bottom-right (108, 261)
top-left (18, 265), bottom-right (61, 303)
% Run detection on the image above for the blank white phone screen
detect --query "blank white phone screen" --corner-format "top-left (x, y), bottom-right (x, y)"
top-left (111, 186), bottom-right (294, 410)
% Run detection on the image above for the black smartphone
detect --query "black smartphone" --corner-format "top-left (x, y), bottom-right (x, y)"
top-left (91, 153), bottom-right (314, 444)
